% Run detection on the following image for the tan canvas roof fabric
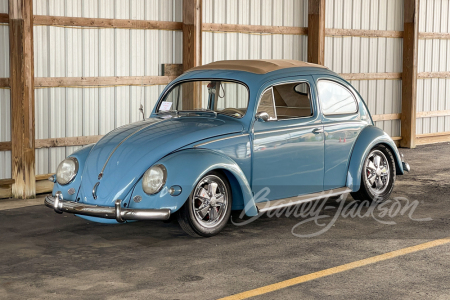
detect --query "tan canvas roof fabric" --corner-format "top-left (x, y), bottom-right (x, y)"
top-left (188, 59), bottom-right (327, 74)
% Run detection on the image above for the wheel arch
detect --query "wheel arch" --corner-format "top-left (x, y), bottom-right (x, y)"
top-left (156, 148), bottom-right (258, 216)
top-left (215, 169), bottom-right (245, 211)
top-left (347, 126), bottom-right (404, 192)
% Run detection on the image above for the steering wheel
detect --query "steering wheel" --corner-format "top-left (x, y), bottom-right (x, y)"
top-left (220, 108), bottom-right (244, 117)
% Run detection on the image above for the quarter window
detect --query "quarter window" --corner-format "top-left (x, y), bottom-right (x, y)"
top-left (317, 80), bottom-right (357, 115)
top-left (257, 88), bottom-right (277, 120)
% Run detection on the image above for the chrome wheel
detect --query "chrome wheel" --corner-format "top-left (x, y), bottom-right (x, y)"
top-left (192, 175), bottom-right (229, 229)
top-left (364, 150), bottom-right (390, 195)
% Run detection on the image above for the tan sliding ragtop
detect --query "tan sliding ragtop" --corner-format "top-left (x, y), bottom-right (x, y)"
top-left (188, 59), bottom-right (328, 75)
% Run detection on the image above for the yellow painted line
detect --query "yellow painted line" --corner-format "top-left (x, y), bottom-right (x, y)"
top-left (219, 238), bottom-right (450, 300)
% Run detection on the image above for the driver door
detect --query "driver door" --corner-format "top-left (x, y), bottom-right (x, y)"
top-left (252, 77), bottom-right (325, 201)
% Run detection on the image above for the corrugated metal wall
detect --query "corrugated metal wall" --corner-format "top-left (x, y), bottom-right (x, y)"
top-left (324, 0), bottom-right (404, 138)
top-left (417, 0), bottom-right (450, 135)
top-left (33, 0), bottom-right (182, 175)
top-left (202, 0), bottom-right (309, 63)
top-left (0, 0), bottom-right (7, 12)
top-left (0, 0), bottom-right (10, 179)
top-left (1, 0), bottom-right (449, 179)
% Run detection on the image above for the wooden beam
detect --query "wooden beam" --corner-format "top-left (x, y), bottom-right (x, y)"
top-left (0, 177), bottom-right (53, 199)
top-left (325, 28), bottom-right (403, 38)
top-left (0, 178), bottom-right (15, 186)
top-left (183, 0), bottom-right (202, 72)
top-left (34, 76), bottom-right (177, 88)
top-left (340, 72), bottom-right (402, 81)
top-left (416, 132), bottom-right (450, 145)
top-left (203, 23), bottom-right (308, 35)
top-left (417, 110), bottom-right (450, 118)
top-left (308, 0), bottom-right (325, 65)
top-left (162, 64), bottom-right (183, 77)
top-left (0, 13), bottom-right (8, 23)
top-left (0, 78), bottom-right (9, 88)
top-left (0, 141), bottom-right (11, 151)
top-left (33, 15), bottom-right (182, 31)
top-left (9, 0), bottom-right (36, 198)
top-left (36, 180), bottom-right (53, 195)
top-left (419, 32), bottom-right (450, 39)
top-left (418, 72), bottom-right (450, 79)
top-left (35, 173), bottom-right (54, 181)
top-left (0, 186), bottom-right (11, 199)
top-left (400, 0), bottom-right (419, 149)
top-left (372, 113), bottom-right (402, 121)
top-left (183, 0), bottom-right (202, 110)
top-left (36, 135), bottom-right (103, 149)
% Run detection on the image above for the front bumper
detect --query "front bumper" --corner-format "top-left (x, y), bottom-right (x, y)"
top-left (44, 192), bottom-right (171, 223)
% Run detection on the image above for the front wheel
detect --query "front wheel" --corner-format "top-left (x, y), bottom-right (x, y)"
top-left (177, 171), bottom-right (232, 237)
top-left (351, 144), bottom-right (396, 202)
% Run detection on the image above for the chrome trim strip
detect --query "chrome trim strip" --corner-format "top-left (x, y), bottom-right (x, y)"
top-left (194, 134), bottom-right (250, 147)
top-left (92, 182), bottom-right (100, 200)
top-left (256, 187), bottom-right (351, 213)
top-left (254, 120), bottom-right (364, 136)
top-left (98, 120), bottom-right (164, 179)
top-left (254, 124), bottom-right (322, 135)
top-left (45, 195), bottom-right (171, 221)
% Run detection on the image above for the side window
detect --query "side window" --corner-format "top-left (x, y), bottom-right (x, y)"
top-left (317, 80), bottom-right (358, 115)
top-left (257, 88), bottom-right (277, 120)
top-left (273, 82), bottom-right (313, 119)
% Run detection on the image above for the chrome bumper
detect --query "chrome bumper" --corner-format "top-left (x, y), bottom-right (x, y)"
top-left (44, 192), bottom-right (171, 223)
top-left (400, 153), bottom-right (411, 172)
top-left (402, 162), bottom-right (411, 172)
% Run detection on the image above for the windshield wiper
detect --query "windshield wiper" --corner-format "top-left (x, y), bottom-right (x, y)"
top-left (178, 109), bottom-right (217, 117)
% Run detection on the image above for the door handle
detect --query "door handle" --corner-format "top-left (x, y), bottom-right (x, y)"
top-left (312, 127), bottom-right (324, 134)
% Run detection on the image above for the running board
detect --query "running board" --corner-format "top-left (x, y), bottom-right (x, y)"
top-left (256, 187), bottom-right (352, 213)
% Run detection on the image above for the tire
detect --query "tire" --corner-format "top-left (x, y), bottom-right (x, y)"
top-left (351, 144), bottom-right (396, 202)
top-left (177, 171), bottom-right (232, 237)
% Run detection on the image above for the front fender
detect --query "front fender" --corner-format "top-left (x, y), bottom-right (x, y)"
top-left (52, 144), bottom-right (95, 200)
top-left (347, 126), bottom-right (404, 192)
top-left (129, 149), bottom-right (258, 217)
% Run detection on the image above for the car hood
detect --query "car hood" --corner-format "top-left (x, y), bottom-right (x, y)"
top-left (78, 116), bottom-right (243, 205)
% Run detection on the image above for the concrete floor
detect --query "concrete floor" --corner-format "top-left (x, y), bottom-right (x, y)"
top-left (0, 143), bottom-right (449, 299)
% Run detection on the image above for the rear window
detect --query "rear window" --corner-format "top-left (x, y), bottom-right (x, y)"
top-left (317, 80), bottom-right (358, 115)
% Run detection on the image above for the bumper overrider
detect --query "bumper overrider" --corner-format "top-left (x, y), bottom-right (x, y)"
top-left (44, 192), bottom-right (171, 223)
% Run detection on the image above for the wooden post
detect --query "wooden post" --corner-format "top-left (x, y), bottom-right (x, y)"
top-left (9, 0), bottom-right (36, 198)
top-left (183, 0), bottom-right (202, 110)
top-left (183, 0), bottom-right (202, 72)
top-left (307, 0), bottom-right (325, 65)
top-left (400, 0), bottom-right (419, 148)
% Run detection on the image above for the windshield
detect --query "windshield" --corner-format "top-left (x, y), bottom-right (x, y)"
top-left (157, 80), bottom-right (249, 118)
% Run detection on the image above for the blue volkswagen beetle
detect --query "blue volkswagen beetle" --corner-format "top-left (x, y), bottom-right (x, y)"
top-left (45, 59), bottom-right (410, 237)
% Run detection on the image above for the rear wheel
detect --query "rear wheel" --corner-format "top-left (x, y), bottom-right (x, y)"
top-left (177, 171), bottom-right (232, 237)
top-left (351, 144), bottom-right (396, 202)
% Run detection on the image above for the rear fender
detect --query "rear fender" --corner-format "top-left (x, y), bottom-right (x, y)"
top-left (347, 126), bottom-right (403, 192)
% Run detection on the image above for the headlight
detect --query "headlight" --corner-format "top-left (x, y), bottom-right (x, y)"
top-left (142, 164), bottom-right (167, 195)
top-left (56, 157), bottom-right (79, 185)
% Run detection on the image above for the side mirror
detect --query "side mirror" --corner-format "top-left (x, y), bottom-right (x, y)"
top-left (256, 111), bottom-right (270, 122)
